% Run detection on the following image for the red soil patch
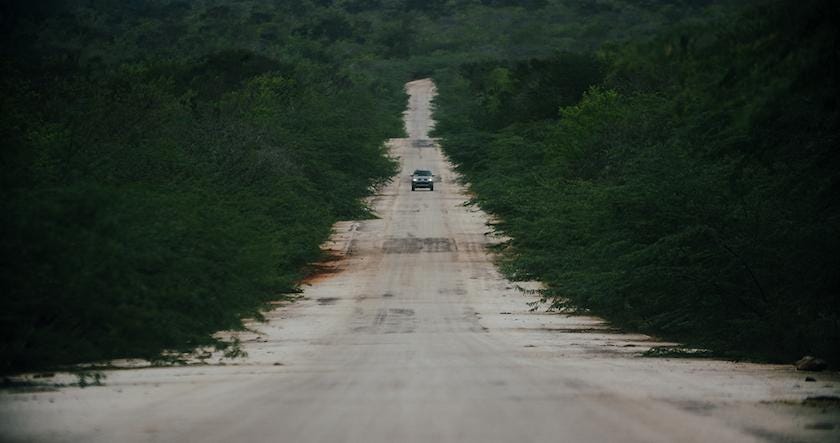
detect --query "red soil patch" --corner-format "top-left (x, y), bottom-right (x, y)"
top-left (300, 250), bottom-right (346, 285)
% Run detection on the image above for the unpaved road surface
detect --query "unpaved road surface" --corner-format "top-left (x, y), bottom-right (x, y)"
top-left (2, 79), bottom-right (839, 443)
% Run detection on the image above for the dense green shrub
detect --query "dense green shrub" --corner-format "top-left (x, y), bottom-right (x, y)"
top-left (0, 3), bottom-right (405, 372)
top-left (0, 0), bottom-right (762, 372)
top-left (434, 0), bottom-right (839, 362)
top-left (0, 60), bottom-right (401, 371)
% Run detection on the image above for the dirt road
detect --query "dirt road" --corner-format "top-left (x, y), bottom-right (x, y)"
top-left (2, 79), bottom-right (838, 442)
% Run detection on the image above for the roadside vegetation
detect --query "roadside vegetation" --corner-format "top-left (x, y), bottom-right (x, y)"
top-left (0, 1), bottom-right (409, 373)
top-left (4, 0), bottom-right (687, 373)
top-left (432, 0), bottom-right (839, 363)
top-left (3, 0), bottom-right (831, 373)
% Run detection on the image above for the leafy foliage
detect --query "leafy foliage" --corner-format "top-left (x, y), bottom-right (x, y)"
top-left (434, 0), bottom-right (840, 362)
top-left (0, 1), bottom-right (407, 373)
top-left (1, 0), bottom-right (789, 372)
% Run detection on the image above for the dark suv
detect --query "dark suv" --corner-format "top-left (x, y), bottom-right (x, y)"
top-left (411, 169), bottom-right (434, 191)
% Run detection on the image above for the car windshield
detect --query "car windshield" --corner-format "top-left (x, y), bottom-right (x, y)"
top-left (413, 170), bottom-right (432, 176)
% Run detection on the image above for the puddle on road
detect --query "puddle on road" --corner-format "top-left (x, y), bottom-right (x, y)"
top-left (534, 327), bottom-right (623, 334)
top-left (382, 237), bottom-right (456, 253)
top-left (316, 297), bottom-right (339, 305)
top-left (411, 139), bottom-right (435, 148)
